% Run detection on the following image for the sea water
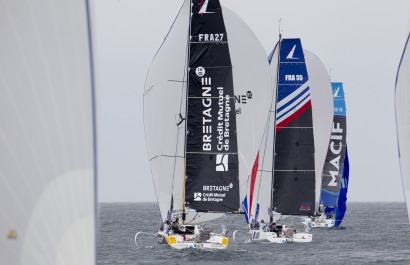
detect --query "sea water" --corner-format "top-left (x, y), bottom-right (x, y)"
top-left (98, 202), bottom-right (410, 264)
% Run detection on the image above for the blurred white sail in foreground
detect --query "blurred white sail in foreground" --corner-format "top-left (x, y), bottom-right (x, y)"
top-left (0, 0), bottom-right (97, 264)
top-left (395, 32), bottom-right (410, 225)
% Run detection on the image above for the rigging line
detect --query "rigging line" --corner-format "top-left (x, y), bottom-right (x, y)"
top-left (255, 40), bottom-right (281, 205)
top-left (258, 169), bottom-right (273, 173)
top-left (170, 1), bottom-right (191, 217)
top-left (143, 84), bottom-right (155, 96)
top-left (168, 80), bottom-right (187, 83)
top-left (149, 155), bottom-right (185, 162)
top-left (255, 98), bottom-right (274, 203)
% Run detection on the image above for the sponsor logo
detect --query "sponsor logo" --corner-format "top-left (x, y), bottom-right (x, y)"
top-left (194, 192), bottom-right (202, 201)
top-left (216, 154), bottom-right (228, 171)
top-left (234, 90), bottom-right (253, 104)
top-left (198, 0), bottom-right (214, 15)
top-left (198, 185), bottom-right (232, 203)
top-left (286, 45), bottom-right (299, 60)
top-left (234, 91), bottom-right (253, 114)
top-left (327, 122), bottom-right (343, 187)
top-left (202, 184), bottom-right (232, 191)
top-left (216, 91), bottom-right (231, 151)
top-left (196, 66), bottom-right (205, 77)
top-left (299, 202), bottom-right (312, 211)
top-left (200, 68), bottom-right (213, 151)
top-left (198, 34), bottom-right (224, 42)
top-left (333, 86), bottom-right (340, 98)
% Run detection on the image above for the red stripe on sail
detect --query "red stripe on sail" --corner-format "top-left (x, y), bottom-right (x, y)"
top-left (276, 100), bottom-right (311, 132)
top-left (249, 151), bottom-right (260, 221)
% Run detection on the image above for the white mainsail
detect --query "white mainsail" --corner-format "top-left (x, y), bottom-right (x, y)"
top-left (143, 0), bottom-right (271, 224)
top-left (395, 32), bottom-right (410, 224)
top-left (0, 0), bottom-right (96, 264)
top-left (304, 49), bottom-right (334, 213)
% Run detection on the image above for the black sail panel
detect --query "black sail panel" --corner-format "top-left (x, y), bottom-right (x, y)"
top-left (185, 0), bottom-right (239, 213)
top-left (272, 38), bottom-right (315, 216)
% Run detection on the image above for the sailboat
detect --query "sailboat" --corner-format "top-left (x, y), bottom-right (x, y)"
top-left (242, 37), bottom-right (333, 243)
top-left (302, 82), bottom-right (348, 228)
top-left (395, 32), bottom-right (410, 225)
top-left (0, 0), bottom-right (97, 264)
top-left (143, 0), bottom-right (272, 249)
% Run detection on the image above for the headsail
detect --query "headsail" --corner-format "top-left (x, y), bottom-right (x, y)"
top-left (304, 50), bottom-right (334, 212)
top-left (320, 83), bottom-right (347, 208)
top-left (144, 0), bottom-right (271, 224)
top-left (0, 0), bottom-right (97, 264)
top-left (334, 146), bottom-right (350, 227)
top-left (395, 32), bottom-right (410, 225)
top-left (272, 38), bottom-right (315, 216)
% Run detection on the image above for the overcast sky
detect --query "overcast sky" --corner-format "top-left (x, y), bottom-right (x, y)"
top-left (93, 0), bottom-right (410, 202)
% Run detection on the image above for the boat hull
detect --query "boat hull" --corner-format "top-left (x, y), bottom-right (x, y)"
top-left (250, 229), bottom-right (312, 243)
top-left (301, 217), bottom-right (335, 228)
top-left (157, 231), bottom-right (228, 249)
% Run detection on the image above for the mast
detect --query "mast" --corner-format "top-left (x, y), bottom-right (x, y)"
top-left (182, 0), bottom-right (194, 225)
top-left (270, 33), bottom-right (282, 223)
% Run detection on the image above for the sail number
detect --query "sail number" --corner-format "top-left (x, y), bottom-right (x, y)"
top-left (285, 75), bottom-right (303, 81)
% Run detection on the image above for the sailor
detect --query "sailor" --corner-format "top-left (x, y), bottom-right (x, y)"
top-left (253, 219), bottom-right (260, 229)
top-left (319, 203), bottom-right (324, 213)
top-left (270, 221), bottom-right (280, 237)
top-left (171, 217), bottom-right (181, 232)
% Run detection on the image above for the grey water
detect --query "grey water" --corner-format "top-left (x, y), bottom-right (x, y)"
top-left (98, 202), bottom-right (410, 264)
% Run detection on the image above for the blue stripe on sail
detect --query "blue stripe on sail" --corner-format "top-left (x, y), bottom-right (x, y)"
top-left (277, 86), bottom-right (310, 113)
top-left (277, 92), bottom-right (310, 121)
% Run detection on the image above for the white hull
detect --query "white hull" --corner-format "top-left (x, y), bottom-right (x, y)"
top-left (301, 216), bottom-right (335, 228)
top-left (156, 224), bottom-right (228, 249)
top-left (249, 227), bottom-right (312, 243)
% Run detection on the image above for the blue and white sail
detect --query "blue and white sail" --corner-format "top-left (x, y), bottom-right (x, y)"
top-left (320, 83), bottom-right (348, 209)
top-left (0, 0), bottom-right (97, 264)
top-left (395, 32), bottom-right (410, 225)
top-left (334, 147), bottom-right (349, 227)
top-left (271, 38), bottom-right (316, 216)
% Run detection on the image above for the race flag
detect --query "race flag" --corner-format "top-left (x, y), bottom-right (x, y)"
top-left (242, 195), bottom-right (249, 224)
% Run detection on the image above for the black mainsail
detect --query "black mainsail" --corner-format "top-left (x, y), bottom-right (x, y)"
top-left (185, 0), bottom-right (239, 213)
top-left (272, 38), bottom-right (315, 216)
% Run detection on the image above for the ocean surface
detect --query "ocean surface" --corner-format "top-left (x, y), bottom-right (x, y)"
top-left (98, 202), bottom-right (410, 265)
